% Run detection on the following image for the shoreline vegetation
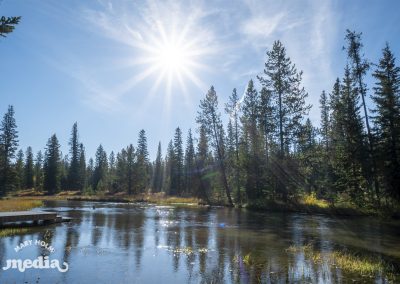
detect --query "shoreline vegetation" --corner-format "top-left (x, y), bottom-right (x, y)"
top-left (1, 190), bottom-right (398, 218)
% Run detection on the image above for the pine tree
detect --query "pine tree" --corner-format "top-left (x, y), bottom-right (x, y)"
top-left (320, 91), bottom-right (330, 149)
top-left (172, 127), bottom-right (184, 195)
top-left (152, 142), bottom-right (163, 193)
top-left (136, 130), bottom-right (149, 193)
top-left (371, 43), bottom-right (400, 200)
top-left (115, 149), bottom-right (127, 193)
top-left (165, 140), bottom-right (175, 194)
top-left (318, 90), bottom-right (332, 197)
top-left (195, 125), bottom-right (211, 202)
top-left (15, 149), bottom-right (24, 190)
top-left (196, 86), bottom-right (233, 206)
top-left (0, 16), bottom-right (21, 37)
top-left (0, 105), bottom-right (19, 194)
top-left (24, 146), bottom-right (34, 189)
top-left (345, 30), bottom-right (380, 203)
top-left (258, 41), bottom-right (311, 201)
top-left (108, 151), bottom-right (116, 193)
top-left (86, 158), bottom-right (94, 192)
top-left (43, 134), bottom-right (61, 194)
top-left (184, 130), bottom-right (195, 195)
top-left (259, 87), bottom-right (276, 165)
top-left (78, 143), bottom-right (86, 191)
top-left (241, 80), bottom-right (264, 201)
top-left (60, 154), bottom-right (69, 191)
top-left (126, 144), bottom-right (135, 195)
top-left (329, 78), bottom-right (346, 193)
top-left (296, 118), bottom-right (318, 194)
top-left (68, 122), bottom-right (81, 190)
top-left (34, 151), bottom-right (43, 191)
top-left (225, 88), bottom-right (241, 203)
top-left (92, 144), bottom-right (108, 191)
top-left (340, 66), bottom-right (367, 203)
top-left (258, 40), bottom-right (311, 158)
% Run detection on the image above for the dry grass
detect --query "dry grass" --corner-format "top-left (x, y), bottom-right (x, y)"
top-left (141, 193), bottom-right (199, 205)
top-left (299, 193), bottom-right (330, 208)
top-left (65, 192), bottom-right (201, 206)
top-left (0, 198), bottom-right (43, 212)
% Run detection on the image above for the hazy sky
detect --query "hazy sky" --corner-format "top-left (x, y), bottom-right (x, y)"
top-left (1, 0), bottom-right (400, 160)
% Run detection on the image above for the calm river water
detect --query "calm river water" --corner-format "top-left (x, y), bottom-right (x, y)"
top-left (0, 200), bottom-right (399, 283)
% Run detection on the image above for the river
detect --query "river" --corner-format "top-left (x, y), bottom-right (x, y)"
top-left (0, 200), bottom-right (399, 283)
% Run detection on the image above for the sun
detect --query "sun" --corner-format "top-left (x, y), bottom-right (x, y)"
top-left (156, 41), bottom-right (188, 75)
top-left (125, 22), bottom-right (209, 97)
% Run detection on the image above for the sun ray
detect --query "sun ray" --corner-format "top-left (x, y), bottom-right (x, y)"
top-left (110, 7), bottom-right (215, 99)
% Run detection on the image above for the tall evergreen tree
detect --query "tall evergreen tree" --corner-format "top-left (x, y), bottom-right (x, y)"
top-left (34, 151), bottom-right (43, 191)
top-left (196, 86), bottom-right (233, 206)
top-left (86, 158), bottom-right (94, 191)
top-left (371, 43), bottom-right (400, 200)
top-left (241, 80), bottom-right (264, 201)
top-left (68, 122), bottom-right (81, 190)
top-left (136, 130), bottom-right (149, 193)
top-left (172, 127), bottom-right (184, 195)
top-left (115, 149), bottom-right (127, 193)
top-left (320, 91), bottom-right (330, 149)
top-left (0, 105), bottom-right (19, 194)
top-left (165, 140), bottom-right (175, 194)
top-left (24, 146), bottom-right (34, 189)
top-left (195, 125), bottom-right (211, 202)
top-left (296, 118), bottom-right (319, 194)
top-left (184, 130), bottom-right (195, 195)
top-left (60, 154), bottom-right (69, 191)
top-left (43, 134), bottom-right (61, 194)
top-left (258, 41), bottom-right (311, 200)
top-left (92, 144), bottom-right (108, 191)
top-left (107, 151), bottom-right (116, 192)
top-left (126, 144), bottom-right (135, 195)
top-left (345, 30), bottom-right (380, 202)
top-left (258, 40), bottom-right (311, 158)
top-left (78, 143), bottom-right (86, 191)
top-left (318, 90), bottom-right (332, 197)
top-left (225, 88), bottom-right (241, 203)
top-left (153, 142), bottom-right (163, 193)
top-left (15, 149), bottom-right (24, 190)
top-left (340, 66), bottom-right (367, 203)
top-left (259, 87), bottom-right (276, 165)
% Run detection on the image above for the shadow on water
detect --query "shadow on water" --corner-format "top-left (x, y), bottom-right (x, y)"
top-left (0, 200), bottom-right (399, 283)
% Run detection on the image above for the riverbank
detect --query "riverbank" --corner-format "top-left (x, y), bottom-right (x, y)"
top-left (246, 194), bottom-right (400, 218)
top-left (3, 190), bottom-right (399, 218)
top-left (4, 190), bottom-right (201, 207)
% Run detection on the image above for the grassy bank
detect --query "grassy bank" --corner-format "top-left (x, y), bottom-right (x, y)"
top-left (7, 190), bottom-right (399, 217)
top-left (245, 193), bottom-right (400, 217)
top-left (65, 193), bottom-right (200, 206)
top-left (0, 198), bottom-right (43, 212)
top-left (6, 190), bottom-right (199, 206)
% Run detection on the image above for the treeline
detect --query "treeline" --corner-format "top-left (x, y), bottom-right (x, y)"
top-left (1, 30), bottom-right (399, 209)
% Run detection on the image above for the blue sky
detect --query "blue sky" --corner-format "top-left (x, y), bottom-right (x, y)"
top-left (1, 0), bottom-right (400, 160)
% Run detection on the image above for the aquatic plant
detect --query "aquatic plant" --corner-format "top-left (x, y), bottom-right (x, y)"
top-left (0, 228), bottom-right (29, 238)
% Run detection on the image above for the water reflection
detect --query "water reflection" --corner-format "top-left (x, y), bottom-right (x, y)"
top-left (0, 201), bottom-right (399, 283)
